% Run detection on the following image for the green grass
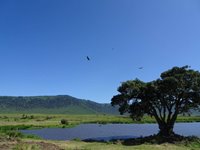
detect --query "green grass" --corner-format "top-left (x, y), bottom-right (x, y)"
top-left (0, 114), bottom-right (200, 130)
top-left (13, 143), bottom-right (41, 150)
top-left (61, 141), bottom-right (195, 150)
top-left (0, 114), bottom-right (133, 129)
top-left (1, 137), bottom-right (200, 150)
top-left (50, 134), bottom-right (200, 150)
top-left (0, 114), bottom-right (200, 150)
top-left (20, 139), bottom-right (200, 150)
top-left (59, 141), bottom-right (175, 150)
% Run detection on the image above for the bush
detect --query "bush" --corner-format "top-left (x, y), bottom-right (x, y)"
top-left (6, 131), bottom-right (23, 138)
top-left (21, 114), bottom-right (28, 119)
top-left (45, 116), bottom-right (52, 120)
top-left (60, 119), bottom-right (69, 125)
top-left (3, 116), bottom-right (8, 119)
top-left (29, 115), bottom-right (34, 119)
top-left (73, 138), bottom-right (81, 141)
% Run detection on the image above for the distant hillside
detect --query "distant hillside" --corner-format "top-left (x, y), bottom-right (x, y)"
top-left (0, 95), bottom-right (119, 114)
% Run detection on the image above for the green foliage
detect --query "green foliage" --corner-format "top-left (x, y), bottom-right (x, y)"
top-left (23, 134), bottom-right (42, 139)
top-left (3, 116), bottom-right (8, 119)
top-left (45, 116), bottom-right (52, 120)
top-left (0, 124), bottom-right (42, 141)
top-left (72, 138), bottom-right (81, 141)
top-left (6, 130), bottom-right (23, 138)
top-left (21, 114), bottom-right (28, 119)
top-left (111, 66), bottom-right (200, 136)
top-left (0, 125), bottom-right (32, 131)
top-left (30, 115), bottom-right (34, 119)
top-left (60, 119), bottom-right (69, 125)
top-left (21, 114), bottom-right (35, 119)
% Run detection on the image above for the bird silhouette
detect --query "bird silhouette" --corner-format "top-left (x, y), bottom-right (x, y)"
top-left (138, 67), bottom-right (143, 69)
top-left (86, 56), bottom-right (90, 61)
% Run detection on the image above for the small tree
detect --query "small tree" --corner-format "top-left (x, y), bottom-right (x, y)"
top-left (61, 119), bottom-right (69, 125)
top-left (111, 66), bottom-right (200, 137)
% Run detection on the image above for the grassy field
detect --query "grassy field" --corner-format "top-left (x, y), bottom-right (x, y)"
top-left (52, 140), bottom-right (200, 150)
top-left (1, 137), bottom-right (200, 150)
top-left (0, 114), bottom-right (200, 129)
top-left (0, 114), bottom-right (133, 129)
top-left (0, 114), bottom-right (200, 150)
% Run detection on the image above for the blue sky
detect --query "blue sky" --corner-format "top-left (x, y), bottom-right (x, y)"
top-left (0, 0), bottom-right (200, 103)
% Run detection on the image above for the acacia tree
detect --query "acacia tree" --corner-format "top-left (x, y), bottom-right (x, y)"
top-left (111, 66), bottom-right (200, 137)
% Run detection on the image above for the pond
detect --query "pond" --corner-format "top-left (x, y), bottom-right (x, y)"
top-left (21, 123), bottom-right (200, 141)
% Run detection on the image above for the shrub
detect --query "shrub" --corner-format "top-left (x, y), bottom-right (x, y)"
top-left (6, 131), bottom-right (23, 138)
top-left (3, 116), bottom-right (8, 119)
top-left (21, 114), bottom-right (28, 119)
top-left (29, 115), bottom-right (34, 119)
top-left (60, 119), bottom-right (69, 125)
top-left (45, 116), bottom-right (52, 120)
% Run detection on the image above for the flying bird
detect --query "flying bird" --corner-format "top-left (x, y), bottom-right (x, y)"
top-left (138, 67), bottom-right (143, 69)
top-left (86, 56), bottom-right (90, 61)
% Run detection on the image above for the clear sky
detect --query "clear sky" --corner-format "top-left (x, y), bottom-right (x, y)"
top-left (0, 0), bottom-right (200, 103)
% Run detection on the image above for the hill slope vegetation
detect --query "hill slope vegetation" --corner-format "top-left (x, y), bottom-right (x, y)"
top-left (0, 95), bottom-right (118, 114)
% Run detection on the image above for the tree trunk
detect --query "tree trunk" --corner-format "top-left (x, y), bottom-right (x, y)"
top-left (158, 123), bottom-right (174, 137)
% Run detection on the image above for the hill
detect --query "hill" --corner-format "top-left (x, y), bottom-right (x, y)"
top-left (0, 95), bottom-right (118, 114)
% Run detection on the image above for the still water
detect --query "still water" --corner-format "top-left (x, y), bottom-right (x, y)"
top-left (21, 123), bottom-right (200, 141)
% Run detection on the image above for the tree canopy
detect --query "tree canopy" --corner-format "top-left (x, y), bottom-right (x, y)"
top-left (111, 66), bottom-right (200, 136)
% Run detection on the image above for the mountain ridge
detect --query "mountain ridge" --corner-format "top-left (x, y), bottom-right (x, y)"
top-left (0, 95), bottom-right (118, 114)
